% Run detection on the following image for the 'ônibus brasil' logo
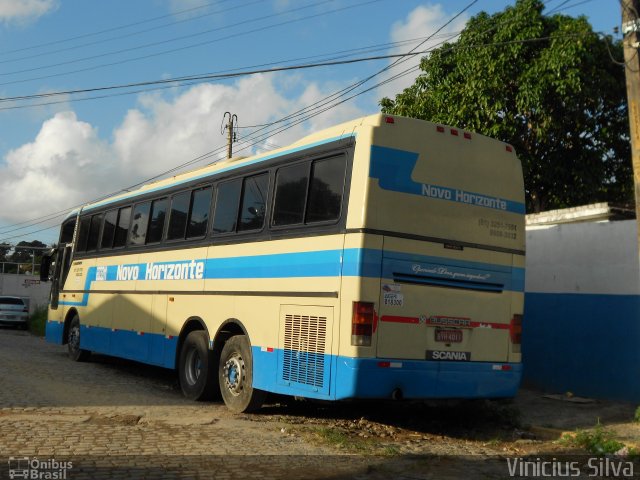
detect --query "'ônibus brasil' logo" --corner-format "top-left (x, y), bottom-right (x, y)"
top-left (115, 260), bottom-right (205, 281)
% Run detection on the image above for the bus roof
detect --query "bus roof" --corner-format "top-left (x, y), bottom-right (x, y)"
top-left (67, 114), bottom-right (513, 218)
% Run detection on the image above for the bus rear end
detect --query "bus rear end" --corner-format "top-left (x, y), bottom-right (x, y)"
top-left (338, 115), bottom-right (524, 400)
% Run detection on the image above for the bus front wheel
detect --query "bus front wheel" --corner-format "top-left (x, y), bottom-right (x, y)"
top-left (219, 335), bottom-right (266, 413)
top-left (179, 330), bottom-right (217, 401)
top-left (67, 315), bottom-right (90, 362)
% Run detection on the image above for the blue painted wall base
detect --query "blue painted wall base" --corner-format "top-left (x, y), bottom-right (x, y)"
top-left (523, 293), bottom-right (640, 402)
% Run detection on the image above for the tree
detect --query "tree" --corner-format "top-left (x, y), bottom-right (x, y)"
top-left (0, 243), bottom-right (10, 263)
top-left (10, 240), bottom-right (47, 273)
top-left (381, 0), bottom-right (632, 213)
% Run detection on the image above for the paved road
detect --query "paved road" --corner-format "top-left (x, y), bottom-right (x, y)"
top-left (0, 328), bottom-right (374, 479)
top-left (3, 328), bottom-right (630, 479)
top-left (2, 328), bottom-right (502, 480)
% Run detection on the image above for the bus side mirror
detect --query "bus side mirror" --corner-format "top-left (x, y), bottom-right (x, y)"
top-left (40, 254), bottom-right (52, 282)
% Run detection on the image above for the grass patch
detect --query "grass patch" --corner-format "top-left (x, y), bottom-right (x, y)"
top-left (562, 423), bottom-right (636, 456)
top-left (312, 426), bottom-right (373, 453)
top-left (28, 306), bottom-right (47, 336)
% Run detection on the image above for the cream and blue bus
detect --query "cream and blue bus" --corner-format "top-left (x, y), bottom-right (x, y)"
top-left (41, 114), bottom-right (525, 412)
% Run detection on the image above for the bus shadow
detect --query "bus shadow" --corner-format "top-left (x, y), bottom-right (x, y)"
top-left (258, 396), bottom-right (522, 442)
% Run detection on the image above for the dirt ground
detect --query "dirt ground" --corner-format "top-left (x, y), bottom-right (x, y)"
top-left (1, 327), bottom-right (639, 479)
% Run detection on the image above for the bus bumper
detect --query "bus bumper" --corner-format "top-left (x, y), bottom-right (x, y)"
top-left (334, 357), bottom-right (522, 400)
top-left (45, 320), bottom-right (64, 344)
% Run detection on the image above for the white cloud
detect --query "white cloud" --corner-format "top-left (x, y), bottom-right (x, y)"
top-left (0, 74), bottom-right (366, 234)
top-left (0, 111), bottom-right (113, 224)
top-left (377, 3), bottom-right (469, 102)
top-left (0, 0), bottom-right (57, 24)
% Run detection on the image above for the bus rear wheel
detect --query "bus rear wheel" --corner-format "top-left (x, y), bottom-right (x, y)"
top-left (179, 330), bottom-right (217, 401)
top-left (219, 335), bottom-right (266, 413)
top-left (67, 315), bottom-right (90, 362)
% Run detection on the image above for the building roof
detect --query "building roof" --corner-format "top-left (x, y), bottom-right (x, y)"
top-left (526, 202), bottom-right (635, 226)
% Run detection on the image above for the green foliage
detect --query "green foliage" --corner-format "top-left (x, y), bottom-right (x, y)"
top-left (562, 423), bottom-right (636, 456)
top-left (634, 406), bottom-right (640, 423)
top-left (381, 0), bottom-right (632, 212)
top-left (28, 306), bottom-right (48, 337)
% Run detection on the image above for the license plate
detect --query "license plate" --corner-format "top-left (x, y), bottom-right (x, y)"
top-left (435, 329), bottom-right (463, 343)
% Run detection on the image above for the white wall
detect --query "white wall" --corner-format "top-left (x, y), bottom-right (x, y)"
top-left (525, 220), bottom-right (640, 296)
top-left (0, 274), bottom-right (50, 313)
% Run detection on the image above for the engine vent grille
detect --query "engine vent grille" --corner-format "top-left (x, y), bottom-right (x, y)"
top-left (282, 314), bottom-right (327, 388)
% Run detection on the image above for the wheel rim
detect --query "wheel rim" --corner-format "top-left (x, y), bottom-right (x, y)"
top-left (185, 348), bottom-right (202, 386)
top-left (223, 353), bottom-right (245, 397)
top-left (69, 324), bottom-right (80, 352)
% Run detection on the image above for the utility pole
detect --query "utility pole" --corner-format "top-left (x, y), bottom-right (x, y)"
top-left (622, 0), bottom-right (640, 249)
top-left (221, 112), bottom-right (238, 159)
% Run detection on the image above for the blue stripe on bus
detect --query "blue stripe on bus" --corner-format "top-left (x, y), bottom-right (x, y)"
top-left (58, 248), bottom-right (524, 307)
top-left (82, 133), bottom-right (356, 213)
top-left (44, 319), bottom-right (521, 401)
top-left (250, 347), bottom-right (522, 400)
top-left (369, 145), bottom-right (526, 214)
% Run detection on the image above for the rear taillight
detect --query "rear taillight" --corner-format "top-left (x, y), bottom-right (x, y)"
top-left (510, 314), bottom-right (523, 344)
top-left (352, 301), bottom-right (374, 346)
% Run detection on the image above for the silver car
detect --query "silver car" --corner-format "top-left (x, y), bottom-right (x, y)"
top-left (0, 297), bottom-right (28, 329)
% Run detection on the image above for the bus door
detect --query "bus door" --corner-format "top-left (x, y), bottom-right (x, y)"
top-left (45, 243), bottom-right (72, 310)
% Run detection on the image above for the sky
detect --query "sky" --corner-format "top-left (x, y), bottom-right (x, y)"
top-left (0, 0), bottom-right (621, 245)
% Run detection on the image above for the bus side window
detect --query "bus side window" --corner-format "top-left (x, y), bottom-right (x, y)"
top-left (60, 219), bottom-right (75, 244)
top-left (167, 191), bottom-right (190, 241)
top-left (306, 156), bottom-right (346, 223)
top-left (238, 174), bottom-right (268, 232)
top-left (147, 198), bottom-right (168, 244)
top-left (272, 163), bottom-right (309, 226)
top-left (101, 209), bottom-right (118, 249)
top-left (113, 207), bottom-right (131, 248)
top-left (76, 216), bottom-right (91, 252)
top-left (187, 187), bottom-right (213, 239)
top-left (86, 214), bottom-right (103, 251)
top-left (212, 179), bottom-right (241, 234)
top-left (129, 202), bottom-right (151, 246)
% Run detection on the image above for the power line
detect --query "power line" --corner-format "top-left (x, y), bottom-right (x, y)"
top-left (0, 0), bottom-right (222, 56)
top-left (0, 28), bottom-right (596, 238)
top-left (0, 0), bottom-right (381, 87)
top-left (0, 0), bottom-right (598, 240)
top-left (0, 0), bottom-right (262, 67)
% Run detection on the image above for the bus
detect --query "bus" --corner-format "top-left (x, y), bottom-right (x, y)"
top-left (41, 114), bottom-right (525, 413)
